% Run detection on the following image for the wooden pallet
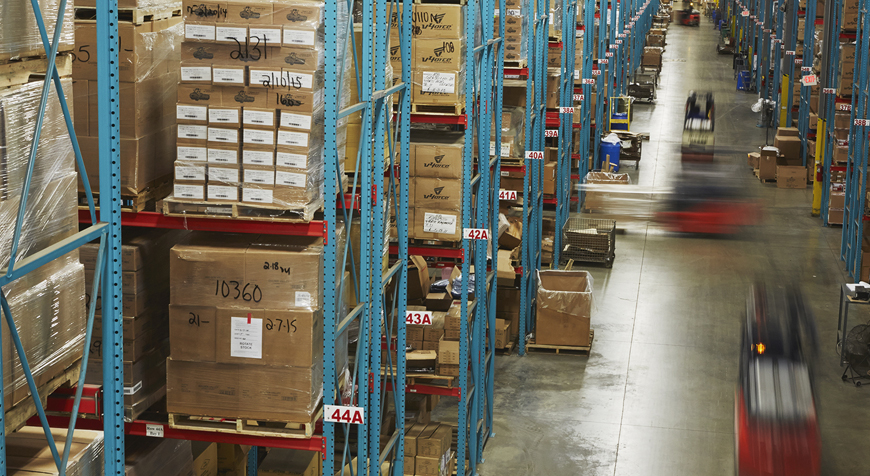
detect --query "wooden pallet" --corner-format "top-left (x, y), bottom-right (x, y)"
top-left (504, 58), bottom-right (528, 69)
top-left (75, 5), bottom-right (181, 25)
top-left (0, 54), bottom-right (73, 89)
top-left (495, 340), bottom-right (515, 356)
top-left (169, 407), bottom-right (322, 439)
top-left (7, 359), bottom-right (82, 434)
top-left (79, 179), bottom-right (172, 213)
top-left (162, 197), bottom-right (321, 222)
top-left (383, 368), bottom-right (456, 388)
top-left (753, 169), bottom-right (775, 183)
top-left (411, 102), bottom-right (465, 116)
top-left (526, 330), bottom-right (595, 355)
top-left (415, 0), bottom-right (466, 4)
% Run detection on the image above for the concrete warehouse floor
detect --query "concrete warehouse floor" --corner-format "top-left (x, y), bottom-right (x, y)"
top-left (432, 14), bottom-right (870, 476)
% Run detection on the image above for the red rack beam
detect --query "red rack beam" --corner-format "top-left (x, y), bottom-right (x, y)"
top-left (389, 245), bottom-right (464, 261)
top-left (79, 210), bottom-right (325, 237)
top-left (384, 381), bottom-right (461, 398)
top-left (125, 421), bottom-right (327, 451)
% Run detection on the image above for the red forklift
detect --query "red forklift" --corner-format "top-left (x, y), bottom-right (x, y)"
top-left (676, 3), bottom-right (700, 26)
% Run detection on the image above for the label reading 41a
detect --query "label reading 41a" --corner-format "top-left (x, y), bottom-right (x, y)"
top-left (406, 310), bottom-right (434, 325)
top-left (463, 228), bottom-right (490, 240)
top-left (498, 190), bottom-right (518, 200)
top-left (324, 405), bottom-right (365, 424)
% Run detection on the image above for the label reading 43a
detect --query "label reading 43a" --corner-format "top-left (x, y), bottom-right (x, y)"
top-left (463, 228), bottom-right (490, 240)
top-left (499, 190), bottom-right (518, 200)
top-left (405, 310), bottom-right (434, 325)
top-left (324, 405), bottom-right (365, 424)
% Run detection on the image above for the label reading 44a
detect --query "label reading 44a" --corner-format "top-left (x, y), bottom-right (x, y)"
top-left (324, 405), bottom-right (365, 424)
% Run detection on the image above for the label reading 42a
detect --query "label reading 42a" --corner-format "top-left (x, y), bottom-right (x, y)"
top-left (463, 228), bottom-right (490, 240)
top-left (324, 405), bottom-right (365, 424)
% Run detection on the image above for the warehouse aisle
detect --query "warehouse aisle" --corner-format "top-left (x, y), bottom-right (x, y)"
top-left (437, 15), bottom-right (870, 476)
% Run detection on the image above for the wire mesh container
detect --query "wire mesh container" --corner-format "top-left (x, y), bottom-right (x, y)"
top-left (561, 217), bottom-right (616, 267)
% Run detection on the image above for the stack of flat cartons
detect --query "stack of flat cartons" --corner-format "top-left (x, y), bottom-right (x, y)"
top-left (404, 422), bottom-right (456, 476)
top-left (125, 436), bottom-right (194, 476)
top-left (7, 428), bottom-right (104, 475)
top-left (73, 14), bottom-right (181, 199)
top-left (772, 127), bottom-right (807, 188)
top-left (408, 131), bottom-right (464, 241)
top-left (498, 0), bottom-right (528, 65)
top-left (82, 229), bottom-right (186, 420)
top-left (166, 232), bottom-right (348, 426)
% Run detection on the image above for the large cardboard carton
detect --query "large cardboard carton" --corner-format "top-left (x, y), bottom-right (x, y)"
top-left (437, 336), bottom-right (460, 364)
top-left (408, 255), bottom-right (431, 302)
top-left (535, 270), bottom-right (592, 346)
top-left (774, 134), bottom-right (801, 160)
top-left (258, 448), bottom-right (320, 476)
top-left (412, 177), bottom-right (462, 209)
top-left (192, 441), bottom-right (218, 476)
top-left (411, 69), bottom-right (465, 105)
top-left (496, 250), bottom-right (516, 287)
top-left (494, 318), bottom-right (510, 349)
top-left (583, 171), bottom-right (631, 212)
top-left (412, 5), bottom-right (465, 38)
top-left (411, 132), bottom-right (464, 179)
top-left (413, 38), bottom-right (465, 71)
top-left (776, 157), bottom-right (807, 189)
top-left (757, 146), bottom-right (778, 180)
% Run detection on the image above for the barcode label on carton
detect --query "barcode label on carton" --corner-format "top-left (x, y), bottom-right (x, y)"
top-left (208, 185), bottom-right (239, 200)
top-left (244, 169), bottom-right (275, 185)
top-left (174, 184), bottom-right (204, 200)
top-left (422, 72), bottom-right (456, 94)
top-left (176, 166), bottom-right (206, 181)
top-left (209, 167), bottom-right (239, 183)
top-left (216, 26), bottom-right (247, 42)
top-left (181, 66), bottom-right (211, 82)
top-left (213, 68), bottom-right (245, 84)
top-left (177, 146), bottom-right (207, 162)
top-left (177, 105), bottom-right (207, 121)
top-left (243, 109), bottom-right (275, 127)
top-left (276, 170), bottom-right (306, 187)
top-left (277, 130), bottom-right (309, 147)
top-left (178, 125), bottom-right (207, 140)
top-left (283, 29), bottom-right (315, 46)
top-left (242, 187), bottom-right (273, 203)
top-left (243, 129), bottom-right (275, 145)
top-left (185, 24), bottom-right (215, 40)
top-left (209, 108), bottom-right (239, 124)
top-left (243, 150), bottom-right (274, 166)
top-left (281, 112), bottom-right (312, 130)
top-left (249, 27), bottom-right (281, 44)
top-left (208, 148), bottom-right (239, 164)
top-left (230, 316), bottom-right (262, 359)
top-left (295, 291), bottom-right (311, 307)
top-left (208, 127), bottom-right (239, 143)
top-left (423, 212), bottom-right (457, 234)
top-left (276, 151), bottom-right (307, 168)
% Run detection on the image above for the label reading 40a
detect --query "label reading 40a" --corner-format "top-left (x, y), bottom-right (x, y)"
top-left (463, 228), bottom-right (490, 240)
top-left (324, 405), bottom-right (365, 424)
top-left (405, 310), bottom-right (434, 325)
top-left (525, 150), bottom-right (544, 160)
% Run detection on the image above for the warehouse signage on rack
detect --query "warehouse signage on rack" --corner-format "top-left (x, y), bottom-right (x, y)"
top-left (525, 150), bottom-right (544, 160)
top-left (325, 405), bottom-right (365, 424)
top-left (545, 129), bottom-right (559, 137)
top-left (463, 228), bottom-right (490, 240)
top-left (559, 107), bottom-right (574, 114)
top-left (801, 75), bottom-right (817, 86)
top-left (406, 310), bottom-right (434, 325)
top-left (499, 190), bottom-right (518, 200)
top-left (146, 424), bottom-right (164, 438)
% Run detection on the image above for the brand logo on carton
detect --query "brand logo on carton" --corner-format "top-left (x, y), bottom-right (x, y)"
top-left (424, 155), bottom-right (450, 168)
top-left (423, 187), bottom-right (449, 199)
top-left (278, 93), bottom-right (303, 106)
top-left (189, 88), bottom-right (211, 101)
top-left (193, 47), bottom-right (214, 60)
top-left (391, 45), bottom-right (400, 56)
top-left (422, 56), bottom-right (451, 63)
top-left (507, 45), bottom-right (516, 51)
top-left (234, 91), bottom-right (256, 103)
top-left (187, 3), bottom-right (227, 19)
top-left (283, 53), bottom-right (306, 65)
top-left (286, 9), bottom-right (308, 21)
top-left (507, 27), bottom-right (517, 33)
top-left (239, 6), bottom-right (260, 19)
top-left (414, 12), bottom-right (450, 30)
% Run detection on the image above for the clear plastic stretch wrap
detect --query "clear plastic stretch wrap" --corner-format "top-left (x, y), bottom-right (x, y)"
top-left (125, 436), bottom-right (194, 476)
top-left (496, 8), bottom-right (528, 63)
top-left (535, 270), bottom-right (593, 346)
top-left (0, 0), bottom-right (74, 60)
top-left (491, 106), bottom-right (525, 158)
top-left (7, 427), bottom-right (104, 476)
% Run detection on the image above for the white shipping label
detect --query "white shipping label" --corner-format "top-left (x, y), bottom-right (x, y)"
top-left (209, 108), bottom-right (240, 124)
top-left (177, 105), bottom-right (207, 121)
top-left (277, 130), bottom-right (309, 147)
top-left (423, 212), bottom-right (457, 234)
top-left (216, 26), bottom-right (247, 42)
top-left (283, 29), bottom-right (316, 46)
top-left (506, 8), bottom-right (521, 15)
top-left (124, 382), bottom-right (143, 395)
top-left (243, 129), bottom-right (275, 145)
top-left (208, 148), bottom-right (239, 164)
top-left (145, 424), bottom-right (164, 438)
top-left (243, 187), bottom-right (274, 203)
top-left (295, 291), bottom-right (311, 307)
top-left (179, 125), bottom-right (208, 140)
top-left (230, 316), bottom-right (262, 359)
top-left (280, 112), bottom-right (312, 130)
top-left (276, 170), bottom-right (306, 187)
top-left (176, 166), bottom-right (206, 181)
top-left (213, 68), bottom-right (245, 84)
top-left (421, 72), bottom-right (456, 94)
top-left (244, 169), bottom-right (275, 184)
top-left (249, 27), bottom-right (281, 44)
top-left (489, 141), bottom-right (510, 157)
top-left (185, 24), bottom-right (215, 41)
top-left (174, 184), bottom-right (204, 200)
top-left (181, 66), bottom-right (211, 82)
top-left (249, 69), bottom-right (283, 86)
top-left (209, 167), bottom-right (240, 183)
top-left (276, 151), bottom-right (307, 168)
top-left (243, 109), bottom-right (275, 127)
top-left (208, 127), bottom-right (239, 143)
top-left (208, 184), bottom-right (239, 200)
top-left (243, 150), bottom-right (274, 165)
top-left (177, 146), bottom-right (207, 162)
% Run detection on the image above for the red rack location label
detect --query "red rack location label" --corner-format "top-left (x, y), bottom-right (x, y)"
top-left (574, 93), bottom-right (584, 101)
top-left (525, 150), bottom-right (545, 160)
top-left (785, 50), bottom-right (795, 55)
top-left (592, 69), bottom-right (601, 76)
top-left (582, 77), bottom-right (596, 84)
top-left (560, 107), bottom-right (575, 114)
top-left (839, 103), bottom-right (853, 111)
top-left (823, 88), bottom-right (836, 94)
top-left (801, 74), bottom-right (817, 86)
top-left (499, 190), bottom-right (518, 200)
top-left (801, 66), bottom-right (812, 73)
top-left (742, 10), bottom-right (749, 16)
top-left (463, 228), bottom-right (490, 240)
top-left (624, 28), bottom-right (630, 34)
top-left (545, 129), bottom-right (559, 137)
top-left (605, 51), bottom-right (614, 57)
top-left (794, 58), bottom-right (803, 64)
top-left (405, 310), bottom-right (433, 325)
top-left (616, 39), bottom-right (623, 44)
top-left (855, 119), bottom-right (870, 127)
top-left (325, 405), bottom-right (365, 424)
top-left (146, 424), bottom-right (164, 438)
top-left (764, 28), bottom-right (771, 33)
top-left (599, 59), bottom-right (609, 64)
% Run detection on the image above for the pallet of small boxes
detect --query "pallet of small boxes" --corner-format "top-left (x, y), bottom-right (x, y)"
top-left (406, 131), bottom-right (465, 242)
top-left (169, 0), bottom-right (351, 221)
top-left (404, 422), bottom-right (456, 476)
top-left (748, 127), bottom-right (808, 188)
top-left (497, 2), bottom-right (528, 67)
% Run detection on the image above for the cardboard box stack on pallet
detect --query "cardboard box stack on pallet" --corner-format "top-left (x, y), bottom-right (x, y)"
top-left (6, 428), bottom-right (104, 475)
top-left (169, 0), bottom-right (349, 217)
top-left (166, 231), bottom-right (349, 428)
top-left (0, 0), bottom-right (73, 61)
top-left (535, 270), bottom-right (593, 347)
top-left (0, 68), bottom-right (89, 422)
top-left (82, 229), bottom-right (186, 420)
top-left (258, 447), bottom-right (321, 476)
top-left (125, 436), bottom-right (195, 476)
top-left (404, 422), bottom-right (456, 476)
top-left (748, 128), bottom-right (808, 188)
top-left (407, 131), bottom-right (464, 241)
top-left (498, 0), bottom-right (528, 65)
top-left (73, 11), bottom-right (181, 202)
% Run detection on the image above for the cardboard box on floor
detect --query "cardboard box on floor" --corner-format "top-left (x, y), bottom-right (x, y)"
top-left (496, 250), bottom-right (516, 287)
top-left (408, 255), bottom-right (431, 304)
top-left (535, 270), bottom-right (592, 346)
top-left (494, 318), bottom-right (510, 349)
top-left (776, 158), bottom-right (807, 189)
top-left (774, 134), bottom-right (801, 160)
top-left (757, 147), bottom-right (778, 181)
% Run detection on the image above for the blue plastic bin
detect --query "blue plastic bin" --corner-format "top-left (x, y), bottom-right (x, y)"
top-left (610, 113), bottom-right (629, 131)
top-left (737, 70), bottom-right (750, 91)
top-left (600, 141), bottom-right (621, 172)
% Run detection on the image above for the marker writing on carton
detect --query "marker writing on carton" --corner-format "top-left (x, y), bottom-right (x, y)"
top-left (215, 279), bottom-right (263, 302)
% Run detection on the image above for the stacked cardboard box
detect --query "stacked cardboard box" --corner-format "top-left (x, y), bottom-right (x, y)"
top-left (641, 46), bottom-right (663, 70)
top-left (404, 422), bottom-right (456, 476)
top-left (167, 232), bottom-right (348, 424)
top-left (535, 270), bottom-right (593, 347)
top-left (126, 436), bottom-right (194, 476)
top-left (82, 229), bottom-right (185, 420)
top-left (7, 428), bottom-right (103, 475)
top-left (772, 127), bottom-right (807, 188)
top-left (0, 0), bottom-right (74, 60)
top-left (217, 444), bottom-right (250, 476)
top-left (73, 16), bottom-right (181, 196)
top-left (408, 131), bottom-right (464, 241)
top-left (498, 0), bottom-right (528, 64)
top-left (0, 78), bottom-right (88, 411)
top-left (583, 171), bottom-right (631, 213)
top-left (491, 105), bottom-right (525, 162)
top-left (829, 182), bottom-right (845, 225)
top-left (171, 0), bottom-right (349, 211)
top-left (191, 441), bottom-right (218, 476)
top-left (258, 448), bottom-right (320, 476)
top-left (437, 300), bottom-right (469, 376)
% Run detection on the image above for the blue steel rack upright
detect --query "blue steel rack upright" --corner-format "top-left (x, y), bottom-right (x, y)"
top-left (0, 0), bottom-right (125, 474)
top-left (817, 0), bottom-right (845, 223)
top-left (518, 0), bottom-right (548, 356)
top-left (840, 0), bottom-right (869, 280)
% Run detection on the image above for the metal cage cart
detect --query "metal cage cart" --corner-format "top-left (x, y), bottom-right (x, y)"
top-left (560, 217), bottom-right (616, 267)
top-left (627, 70), bottom-right (657, 102)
